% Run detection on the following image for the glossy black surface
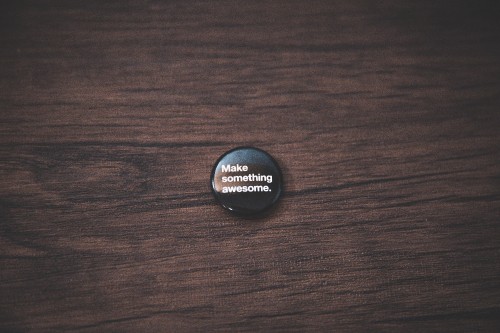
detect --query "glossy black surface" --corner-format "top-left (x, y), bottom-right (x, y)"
top-left (211, 147), bottom-right (283, 216)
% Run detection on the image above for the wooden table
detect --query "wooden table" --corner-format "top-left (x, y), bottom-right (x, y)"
top-left (1, 1), bottom-right (499, 331)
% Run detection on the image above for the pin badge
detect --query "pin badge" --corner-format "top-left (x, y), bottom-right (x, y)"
top-left (210, 147), bottom-right (283, 216)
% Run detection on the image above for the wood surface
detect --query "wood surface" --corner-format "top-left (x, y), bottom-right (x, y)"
top-left (1, 0), bottom-right (500, 331)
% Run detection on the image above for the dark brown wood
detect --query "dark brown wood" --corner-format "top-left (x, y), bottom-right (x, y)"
top-left (1, 0), bottom-right (499, 331)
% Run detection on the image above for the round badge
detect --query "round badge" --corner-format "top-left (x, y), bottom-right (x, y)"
top-left (210, 147), bottom-right (283, 216)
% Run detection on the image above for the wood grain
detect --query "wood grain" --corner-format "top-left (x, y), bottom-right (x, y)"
top-left (1, 0), bottom-right (499, 331)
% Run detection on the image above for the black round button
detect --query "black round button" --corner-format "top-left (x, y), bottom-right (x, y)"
top-left (211, 147), bottom-right (283, 216)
